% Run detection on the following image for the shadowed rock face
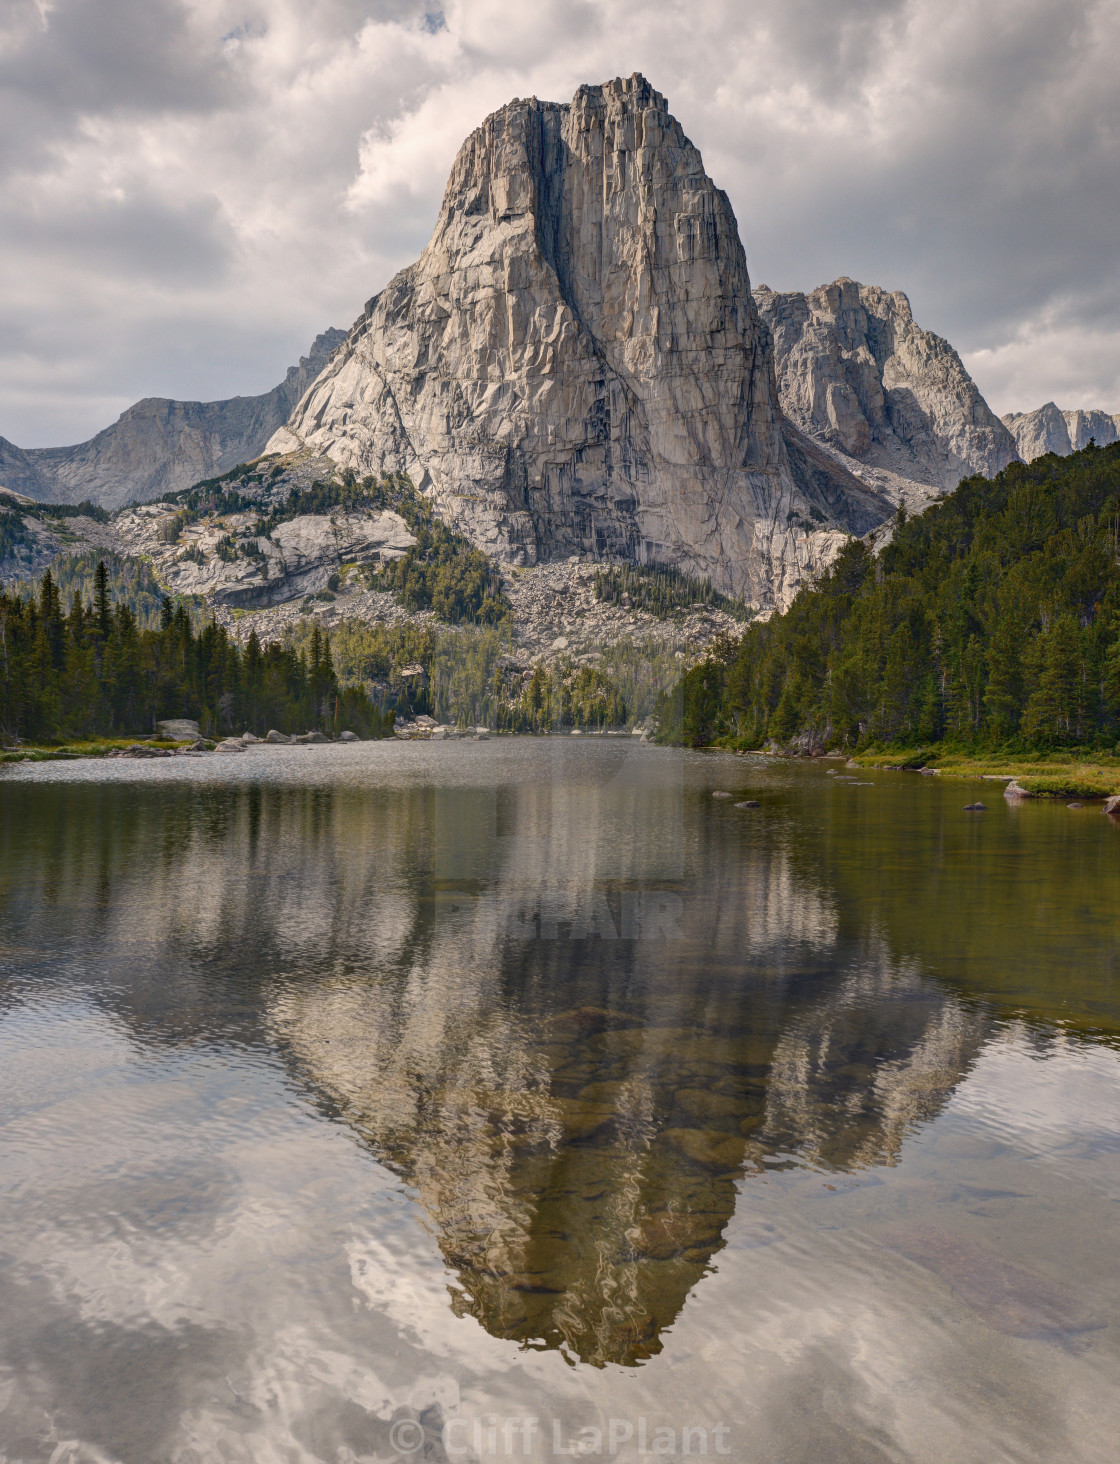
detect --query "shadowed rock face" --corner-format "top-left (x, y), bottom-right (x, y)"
top-left (0, 330), bottom-right (345, 510)
top-left (1002, 403), bottom-right (1120, 461)
top-left (269, 75), bottom-right (889, 608)
top-left (756, 279), bottom-right (1021, 507)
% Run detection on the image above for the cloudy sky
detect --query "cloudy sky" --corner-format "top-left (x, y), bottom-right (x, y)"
top-left (2, 0), bottom-right (1118, 447)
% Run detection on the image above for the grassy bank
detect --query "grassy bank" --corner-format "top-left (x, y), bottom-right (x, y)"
top-left (838, 747), bottom-right (1120, 799)
top-left (0, 737), bottom-right (195, 763)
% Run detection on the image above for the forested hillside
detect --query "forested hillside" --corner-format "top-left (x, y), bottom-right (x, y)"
top-left (0, 562), bottom-right (390, 743)
top-left (660, 442), bottom-right (1120, 751)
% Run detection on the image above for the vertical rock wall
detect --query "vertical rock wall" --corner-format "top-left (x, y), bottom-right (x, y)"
top-left (270, 76), bottom-right (888, 606)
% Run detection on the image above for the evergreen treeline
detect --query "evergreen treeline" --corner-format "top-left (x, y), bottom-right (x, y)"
top-left (374, 521), bottom-right (509, 626)
top-left (593, 562), bottom-right (751, 621)
top-left (659, 441), bottom-right (1120, 751)
top-left (9, 549), bottom-right (190, 630)
top-left (321, 618), bottom-right (631, 730)
top-left (507, 661), bottom-right (627, 730)
top-left (0, 562), bottom-right (391, 744)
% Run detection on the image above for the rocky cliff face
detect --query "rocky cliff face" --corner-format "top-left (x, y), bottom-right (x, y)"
top-left (269, 76), bottom-right (889, 608)
top-left (755, 279), bottom-right (1020, 508)
top-left (1002, 403), bottom-right (1120, 461)
top-left (0, 329), bottom-right (345, 511)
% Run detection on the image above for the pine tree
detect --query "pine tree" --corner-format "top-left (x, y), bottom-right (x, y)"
top-left (1022, 613), bottom-right (1082, 744)
top-left (94, 560), bottom-right (111, 640)
top-left (983, 615), bottom-right (1024, 742)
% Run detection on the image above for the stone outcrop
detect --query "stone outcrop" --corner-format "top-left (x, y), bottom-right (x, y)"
top-left (755, 279), bottom-right (1021, 507)
top-left (115, 497), bottom-right (414, 609)
top-left (0, 329), bottom-right (345, 510)
top-left (1001, 403), bottom-right (1120, 461)
top-left (269, 75), bottom-right (890, 607)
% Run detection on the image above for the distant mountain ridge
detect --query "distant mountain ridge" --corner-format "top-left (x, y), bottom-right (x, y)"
top-left (1002, 403), bottom-right (1120, 462)
top-left (755, 278), bottom-right (1020, 511)
top-left (0, 329), bottom-right (345, 511)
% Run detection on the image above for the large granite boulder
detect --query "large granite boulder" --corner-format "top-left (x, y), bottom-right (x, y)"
top-left (155, 718), bottom-right (200, 741)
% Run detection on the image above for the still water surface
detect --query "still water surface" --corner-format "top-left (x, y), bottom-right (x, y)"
top-left (1, 741), bottom-right (1119, 1463)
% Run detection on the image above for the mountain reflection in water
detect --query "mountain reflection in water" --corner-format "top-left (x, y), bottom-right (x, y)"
top-left (0, 745), bottom-right (1049, 1369)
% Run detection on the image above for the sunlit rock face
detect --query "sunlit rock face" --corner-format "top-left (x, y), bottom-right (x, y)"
top-left (269, 75), bottom-right (889, 609)
top-left (1002, 403), bottom-right (1120, 461)
top-left (756, 279), bottom-right (1021, 509)
top-left (115, 498), bottom-right (414, 609)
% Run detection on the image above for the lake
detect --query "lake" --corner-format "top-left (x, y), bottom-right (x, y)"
top-left (1, 740), bottom-right (1118, 1463)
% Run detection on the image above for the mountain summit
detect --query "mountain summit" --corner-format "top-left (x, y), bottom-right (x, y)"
top-left (1002, 403), bottom-right (1120, 461)
top-left (268, 74), bottom-right (889, 606)
top-left (756, 279), bottom-right (1020, 508)
top-left (3, 76), bottom-right (1029, 609)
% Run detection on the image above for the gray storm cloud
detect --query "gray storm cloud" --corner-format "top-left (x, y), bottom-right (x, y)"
top-left (1, 0), bottom-right (1117, 447)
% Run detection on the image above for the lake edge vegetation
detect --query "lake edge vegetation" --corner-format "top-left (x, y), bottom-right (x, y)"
top-left (0, 562), bottom-right (392, 745)
top-left (656, 442), bottom-right (1120, 786)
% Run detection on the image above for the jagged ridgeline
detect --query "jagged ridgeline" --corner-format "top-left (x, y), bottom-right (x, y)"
top-left (659, 442), bottom-right (1120, 751)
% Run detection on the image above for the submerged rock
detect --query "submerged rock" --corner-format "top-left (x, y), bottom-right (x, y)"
top-left (879, 1222), bottom-right (1105, 1340)
top-left (662, 1127), bottom-right (747, 1173)
top-left (629, 1209), bottom-right (725, 1261)
top-left (674, 1088), bottom-right (748, 1122)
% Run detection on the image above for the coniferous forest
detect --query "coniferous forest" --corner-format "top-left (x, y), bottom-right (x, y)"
top-left (659, 442), bottom-right (1120, 751)
top-left (0, 561), bottom-right (391, 743)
